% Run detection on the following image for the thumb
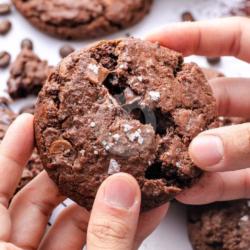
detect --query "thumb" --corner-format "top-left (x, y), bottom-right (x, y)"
top-left (87, 173), bottom-right (141, 250)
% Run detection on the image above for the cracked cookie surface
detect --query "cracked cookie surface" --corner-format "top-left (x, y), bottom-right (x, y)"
top-left (12, 0), bottom-right (153, 39)
top-left (34, 38), bottom-right (217, 211)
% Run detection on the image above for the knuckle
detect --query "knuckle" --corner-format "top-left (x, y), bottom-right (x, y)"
top-left (89, 219), bottom-right (131, 243)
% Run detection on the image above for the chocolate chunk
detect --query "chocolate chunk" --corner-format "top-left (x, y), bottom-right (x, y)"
top-left (59, 44), bottom-right (75, 58)
top-left (181, 11), bottom-right (195, 22)
top-left (21, 38), bottom-right (33, 50)
top-left (0, 19), bottom-right (11, 35)
top-left (0, 51), bottom-right (11, 68)
top-left (206, 56), bottom-right (221, 65)
top-left (0, 3), bottom-right (11, 15)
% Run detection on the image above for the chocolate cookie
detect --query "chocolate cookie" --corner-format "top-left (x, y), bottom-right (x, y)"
top-left (0, 98), bottom-right (43, 194)
top-left (7, 48), bottom-right (53, 99)
top-left (12, 0), bottom-right (153, 39)
top-left (34, 38), bottom-right (217, 211)
top-left (187, 200), bottom-right (250, 250)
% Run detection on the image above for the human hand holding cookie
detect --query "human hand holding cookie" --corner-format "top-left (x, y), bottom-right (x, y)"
top-left (0, 114), bottom-right (167, 250)
top-left (148, 16), bottom-right (250, 205)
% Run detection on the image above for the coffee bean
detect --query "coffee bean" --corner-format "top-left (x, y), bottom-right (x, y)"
top-left (206, 57), bottom-right (221, 65)
top-left (0, 3), bottom-right (11, 15)
top-left (181, 11), bottom-right (195, 22)
top-left (21, 38), bottom-right (33, 50)
top-left (0, 51), bottom-right (11, 68)
top-left (0, 20), bottom-right (11, 35)
top-left (59, 45), bottom-right (75, 58)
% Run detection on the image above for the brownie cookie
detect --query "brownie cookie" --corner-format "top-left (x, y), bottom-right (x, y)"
top-left (7, 48), bottom-right (53, 99)
top-left (187, 200), bottom-right (250, 250)
top-left (0, 98), bottom-right (43, 194)
top-left (34, 38), bottom-right (217, 211)
top-left (12, 0), bottom-right (153, 39)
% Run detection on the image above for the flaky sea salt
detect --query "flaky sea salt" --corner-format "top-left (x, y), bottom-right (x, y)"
top-left (88, 64), bottom-right (99, 74)
top-left (123, 124), bottom-right (133, 132)
top-left (127, 129), bottom-right (144, 145)
top-left (149, 91), bottom-right (160, 101)
top-left (112, 134), bottom-right (120, 141)
top-left (240, 215), bottom-right (249, 222)
top-left (108, 159), bottom-right (121, 175)
top-left (90, 122), bottom-right (96, 128)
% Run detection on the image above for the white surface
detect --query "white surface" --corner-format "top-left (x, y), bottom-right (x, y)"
top-left (1, 0), bottom-right (250, 249)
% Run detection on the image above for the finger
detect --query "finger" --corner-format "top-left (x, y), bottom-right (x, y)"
top-left (39, 204), bottom-right (89, 250)
top-left (189, 123), bottom-right (250, 172)
top-left (147, 17), bottom-right (250, 62)
top-left (87, 173), bottom-right (141, 250)
top-left (0, 205), bottom-right (11, 241)
top-left (9, 171), bottom-right (65, 250)
top-left (176, 169), bottom-right (250, 204)
top-left (210, 77), bottom-right (250, 117)
top-left (0, 242), bottom-right (23, 250)
top-left (134, 204), bottom-right (169, 249)
top-left (0, 114), bottom-right (34, 207)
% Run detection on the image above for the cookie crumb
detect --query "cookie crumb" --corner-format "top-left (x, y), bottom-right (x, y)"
top-left (149, 91), bottom-right (160, 101)
top-left (108, 159), bottom-right (120, 175)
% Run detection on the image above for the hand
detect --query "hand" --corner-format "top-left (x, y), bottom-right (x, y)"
top-left (147, 17), bottom-right (250, 205)
top-left (0, 114), bottom-right (168, 250)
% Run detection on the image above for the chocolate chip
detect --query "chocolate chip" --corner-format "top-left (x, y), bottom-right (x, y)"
top-left (0, 51), bottom-right (11, 68)
top-left (21, 38), bottom-right (33, 50)
top-left (181, 11), bottom-right (195, 22)
top-left (59, 45), bottom-right (75, 58)
top-left (0, 20), bottom-right (11, 35)
top-left (0, 4), bottom-right (11, 15)
top-left (206, 57), bottom-right (221, 65)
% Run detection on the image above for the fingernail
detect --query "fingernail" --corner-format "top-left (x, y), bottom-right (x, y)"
top-left (104, 175), bottom-right (137, 210)
top-left (190, 135), bottom-right (224, 168)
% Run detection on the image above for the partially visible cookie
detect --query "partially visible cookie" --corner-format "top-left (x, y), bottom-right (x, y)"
top-left (12, 0), bottom-right (153, 39)
top-left (187, 200), bottom-right (250, 250)
top-left (7, 48), bottom-right (53, 99)
top-left (34, 38), bottom-right (217, 211)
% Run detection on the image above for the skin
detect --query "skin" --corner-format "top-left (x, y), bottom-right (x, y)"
top-left (1, 16), bottom-right (250, 250)
top-left (147, 16), bottom-right (250, 204)
top-left (0, 114), bottom-right (168, 250)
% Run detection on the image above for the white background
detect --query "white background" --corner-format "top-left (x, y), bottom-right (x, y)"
top-left (1, 0), bottom-right (250, 249)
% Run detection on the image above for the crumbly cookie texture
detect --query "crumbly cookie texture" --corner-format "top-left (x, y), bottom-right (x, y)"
top-left (34, 38), bottom-right (217, 211)
top-left (7, 48), bottom-right (53, 99)
top-left (188, 200), bottom-right (250, 250)
top-left (12, 0), bottom-right (153, 39)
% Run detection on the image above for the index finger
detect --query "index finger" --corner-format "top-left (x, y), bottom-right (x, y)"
top-left (147, 17), bottom-right (250, 62)
top-left (0, 114), bottom-right (34, 207)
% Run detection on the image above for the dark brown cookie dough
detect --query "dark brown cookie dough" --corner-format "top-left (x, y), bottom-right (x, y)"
top-left (187, 200), bottom-right (250, 250)
top-left (34, 38), bottom-right (217, 211)
top-left (12, 0), bottom-right (153, 40)
top-left (0, 98), bottom-right (43, 194)
top-left (7, 48), bottom-right (53, 99)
